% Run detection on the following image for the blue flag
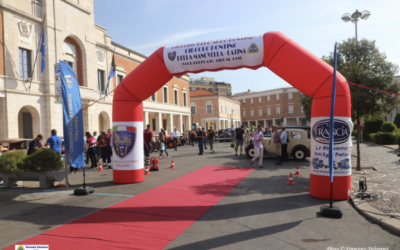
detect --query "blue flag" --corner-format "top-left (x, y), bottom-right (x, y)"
top-left (39, 28), bottom-right (45, 74)
top-left (105, 54), bottom-right (116, 96)
top-left (329, 43), bottom-right (338, 183)
top-left (59, 61), bottom-right (85, 169)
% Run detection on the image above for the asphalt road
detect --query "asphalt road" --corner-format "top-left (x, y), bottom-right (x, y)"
top-left (0, 142), bottom-right (399, 249)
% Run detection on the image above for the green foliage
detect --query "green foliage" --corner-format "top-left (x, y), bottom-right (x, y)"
top-left (0, 151), bottom-right (26, 174)
top-left (381, 122), bottom-right (397, 133)
top-left (322, 38), bottom-right (400, 121)
top-left (299, 94), bottom-right (312, 122)
top-left (393, 113), bottom-right (400, 128)
top-left (23, 148), bottom-right (63, 172)
top-left (362, 120), bottom-right (383, 140)
top-left (0, 148), bottom-right (63, 173)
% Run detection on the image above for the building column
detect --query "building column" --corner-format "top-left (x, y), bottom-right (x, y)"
top-left (296, 117), bottom-right (300, 125)
top-left (155, 112), bottom-right (162, 132)
top-left (167, 113), bottom-right (173, 135)
top-left (283, 118), bottom-right (287, 126)
top-left (184, 115), bottom-right (190, 131)
top-left (273, 119), bottom-right (276, 126)
top-left (178, 114), bottom-right (183, 132)
top-left (143, 111), bottom-right (149, 129)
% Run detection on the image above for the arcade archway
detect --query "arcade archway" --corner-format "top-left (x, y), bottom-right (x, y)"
top-left (112, 32), bottom-right (352, 200)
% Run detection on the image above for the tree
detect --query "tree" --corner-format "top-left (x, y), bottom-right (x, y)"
top-left (322, 38), bottom-right (400, 170)
top-left (393, 113), bottom-right (400, 128)
top-left (300, 93), bottom-right (312, 124)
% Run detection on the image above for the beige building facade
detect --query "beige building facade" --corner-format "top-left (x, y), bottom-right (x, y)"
top-left (232, 87), bottom-right (307, 127)
top-left (190, 89), bottom-right (241, 130)
top-left (0, 0), bottom-right (191, 140)
top-left (189, 77), bottom-right (232, 96)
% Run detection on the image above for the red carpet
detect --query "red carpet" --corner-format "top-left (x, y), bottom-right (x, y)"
top-left (6, 166), bottom-right (253, 250)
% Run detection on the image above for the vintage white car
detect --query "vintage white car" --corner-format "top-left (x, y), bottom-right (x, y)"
top-left (245, 127), bottom-right (311, 160)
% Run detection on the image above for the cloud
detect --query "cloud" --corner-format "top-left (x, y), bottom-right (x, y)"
top-left (133, 27), bottom-right (232, 51)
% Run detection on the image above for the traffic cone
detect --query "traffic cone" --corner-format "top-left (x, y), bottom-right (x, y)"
top-left (144, 165), bottom-right (151, 175)
top-left (287, 173), bottom-right (295, 185)
top-left (150, 157), bottom-right (155, 171)
top-left (155, 158), bottom-right (159, 171)
top-left (170, 160), bottom-right (176, 169)
top-left (97, 162), bottom-right (104, 171)
top-left (294, 166), bottom-right (301, 175)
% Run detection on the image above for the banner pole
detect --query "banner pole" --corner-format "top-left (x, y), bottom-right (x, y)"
top-left (64, 155), bottom-right (69, 189)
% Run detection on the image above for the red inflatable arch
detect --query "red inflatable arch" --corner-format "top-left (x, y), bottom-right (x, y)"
top-left (112, 31), bottom-right (352, 200)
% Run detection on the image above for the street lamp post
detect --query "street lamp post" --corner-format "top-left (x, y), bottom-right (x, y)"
top-left (341, 9), bottom-right (371, 41)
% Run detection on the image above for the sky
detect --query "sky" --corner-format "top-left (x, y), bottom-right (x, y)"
top-left (94, 0), bottom-right (400, 95)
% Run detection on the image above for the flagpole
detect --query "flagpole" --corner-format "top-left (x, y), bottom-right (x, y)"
top-left (28, 15), bottom-right (47, 91)
top-left (320, 42), bottom-right (342, 218)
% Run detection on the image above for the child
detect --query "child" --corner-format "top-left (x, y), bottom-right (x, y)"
top-left (159, 142), bottom-right (166, 159)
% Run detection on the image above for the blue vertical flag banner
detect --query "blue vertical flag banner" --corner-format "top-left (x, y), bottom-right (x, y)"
top-left (59, 61), bottom-right (85, 169)
top-left (39, 28), bottom-right (45, 74)
top-left (105, 54), bottom-right (116, 97)
top-left (329, 42), bottom-right (338, 183)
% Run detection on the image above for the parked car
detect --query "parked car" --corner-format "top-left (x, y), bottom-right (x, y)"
top-left (0, 138), bottom-right (32, 154)
top-left (245, 127), bottom-right (310, 160)
top-left (218, 132), bottom-right (233, 142)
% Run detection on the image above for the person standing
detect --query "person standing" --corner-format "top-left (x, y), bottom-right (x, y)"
top-left (230, 125), bottom-right (235, 142)
top-left (144, 124), bottom-right (153, 165)
top-left (273, 126), bottom-right (282, 165)
top-left (202, 127), bottom-right (208, 150)
top-left (207, 126), bottom-right (215, 153)
top-left (281, 128), bottom-right (288, 162)
top-left (250, 125), bottom-right (264, 168)
top-left (85, 130), bottom-right (90, 164)
top-left (104, 129), bottom-right (113, 169)
top-left (98, 131), bottom-right (107, 166)
top-left (45, 129), bottom-right (62, 154)
top-left (234, 125), bottom-right (245, 156)
top-left (27, 134), bottom-right (43, 155)
top-left (86, 132), bottom-right (98, 170)
top-left (158, 128), bottom-right (170, 158)
top-left (171, 127), bottom-right (180, 151)
top-left (196, 127), bottom-right (204, 155)
top-left (93, 131), bottom-right (98, 158)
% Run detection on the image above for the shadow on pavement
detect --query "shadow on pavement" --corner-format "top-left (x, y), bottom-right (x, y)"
top-left (167, 220), bottom-right (304, 250)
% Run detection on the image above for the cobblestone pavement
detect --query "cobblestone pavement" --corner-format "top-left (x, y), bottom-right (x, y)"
top-left (351, 139), bottom-right (400, 216)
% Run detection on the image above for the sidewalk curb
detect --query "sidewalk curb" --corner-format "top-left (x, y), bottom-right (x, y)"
top-left (349, 197), bottom-right (400, 236)
top-left (361, 140), bottom-right (400, 152)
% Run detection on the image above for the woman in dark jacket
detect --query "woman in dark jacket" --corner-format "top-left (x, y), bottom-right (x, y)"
top-left (159, 129), bottom-right (170, 158)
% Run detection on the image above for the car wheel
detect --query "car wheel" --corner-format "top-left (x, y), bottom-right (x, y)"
top-left (246, 145), bottom-right (255, 159)
top-left (293, 148), bottom-right (306, 161)
top-left (167, 141), bottom-right (175, 149)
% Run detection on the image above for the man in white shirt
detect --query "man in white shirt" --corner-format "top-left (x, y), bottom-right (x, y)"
top-left (171, 127), bottom-right (181, 151)
top-left (280, 128), bottom-right (288, 162)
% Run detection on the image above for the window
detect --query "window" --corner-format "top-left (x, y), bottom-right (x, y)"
top-left (288, 104), bottom-right (294, 114)
top-left (301, 105), bottom-right (304, 113)
top-left (117, 75), bottom-right (124, 85)
top-left (258, 97), bottom-right (262, 103)
top-left (191, 87), bottom-right (197, 91)
top-left (19, 48), bottom-right (32, 79)
top-left (151, 93), bottom-right (156, 101)
top-left (183, 93), bottom-right (187, 106)
top-left (225, 106), bottom-right (227, 113)
top-left (220, 103), bottom-right (223, 112)
top-left (207, 105), bottom-right (212, 113)
top-left (152, 119), bottom-right (156, 131)
top-left (288, 93), bottom-right (293, 99)
top-left (258, 107), bottom-right (262, 116)
top-left (191, 106), bottom-right (196, 114)
top-left (243, 110), bottom-right (246, 118)
top-left (174, 90), bottom-right (178, 105)
top-left (250, 108), bottom-right (254, 117)
top-left (267, 95), bottom-right (270, 101)
top-left (163, 87), bottom-right (168, 103)
top-left (98, 69), bottom-right (105, 92)
top-left (250, 98), bottom-right (253, 104)
top-left (291, 131), bottom-right (302, 139)
top-left (243, 99), bottom-right (246, 104)
top-left (267, 106), bottom-right (271, 116)
top-left (276, 105), bottom-right (280, 115)
top-left (276, 94), bottom-right (280, 100)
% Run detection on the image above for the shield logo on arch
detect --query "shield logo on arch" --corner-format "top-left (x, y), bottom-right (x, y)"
top-left (168, 51), bottom-right (176, 61)
top-left (113, 126), bottom-right (136, 158)
top-left (247, 43), bottom-right (259, 53)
